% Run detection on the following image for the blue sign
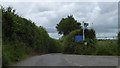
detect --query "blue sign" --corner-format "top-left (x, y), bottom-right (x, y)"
top-left (75, 35), bottom-right (83, 42)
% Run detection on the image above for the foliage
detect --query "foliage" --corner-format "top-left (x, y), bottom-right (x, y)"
top-left (63, 29), bottom-right (117, 55)
top-left (56, 15), bottom-right (81, 36)
top-left (63, 29), bottom-right (96, 54)
top-left (2, 42), bottom-right (27, 66)
top-left (48, 38), bottom-right (63, 53)
top-left (2, 7), bottom-right (62, 66)
top-left (118, 32), bottom-right (120, 44)
top-left (118, 32), bottom-right (120, 55)
top-left (95, 40), bottom-right (118, 55)
top-left (63, 32), bottom-right (118, 55)
top-left (84, 28), bottom-right (96, 39)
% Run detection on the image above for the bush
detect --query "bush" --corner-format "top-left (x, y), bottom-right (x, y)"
top-left (95, 40), bottom-right (118, 55)
top-left (48, 38), bottom-right (63, 53)
top-left (2, 7), bottom-right (63, 66)
top-left (63, 29), bottom-right (96, 55)
top-left (2, 42), bottom-right (27, 66)
top-left (118, 32), bottom-right (120, 44)
top-left (118, 32), bottom-right (120, 55)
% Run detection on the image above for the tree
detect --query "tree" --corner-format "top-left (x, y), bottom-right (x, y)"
top-left (84, 28), bottom-right (96, 39)
top-left (56, 15), bottom-right (81, 36)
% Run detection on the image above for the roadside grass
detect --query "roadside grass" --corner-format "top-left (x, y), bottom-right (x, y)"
top-left (2, 42), bottom-right (27, 66)
top-left (94, 40), bottom-right (118, 56)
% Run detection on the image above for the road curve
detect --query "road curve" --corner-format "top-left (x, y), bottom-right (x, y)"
top-left (13, 53), bottom-right (118, 66)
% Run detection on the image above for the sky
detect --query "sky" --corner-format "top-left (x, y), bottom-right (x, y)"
top-left (1, 1), bottom-right (119, 39)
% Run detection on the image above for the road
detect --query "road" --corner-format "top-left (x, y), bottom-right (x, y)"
top-left (14, 53), bottom-right (118, 67)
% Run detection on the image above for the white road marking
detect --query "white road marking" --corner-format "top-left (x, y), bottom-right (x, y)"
top-left (64, 58), bottom-right (83, 66)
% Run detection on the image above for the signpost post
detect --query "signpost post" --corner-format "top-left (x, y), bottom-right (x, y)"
top-left (82, 21), bottom-right (88, 41)
top-left (82, 21), bottom-right (88, 45)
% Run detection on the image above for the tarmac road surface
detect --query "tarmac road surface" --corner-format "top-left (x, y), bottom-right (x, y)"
top-left (13, 53), bottom-right (118, 67)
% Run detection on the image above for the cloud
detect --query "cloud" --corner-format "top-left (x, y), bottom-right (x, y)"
top-left (46, 27), bottom-right (57, 33)
top-left (93, 3), bottom-right (118, 34)
top-left (49, 33), bottom-right (62, 39)
top-left (1, 2), bottom-right (118, 39)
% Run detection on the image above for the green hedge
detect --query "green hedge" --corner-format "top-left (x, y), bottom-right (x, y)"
top-left (2, 7), bottom-right (63, 66)
top-left (118, 32), bottom-right (120, 55)
top-left (118, 32), bottom-right (120, 44)
top-left (95, 40), bottom-right (118, 55)
top-left (48, 38), bottom-right (63, 53)
top-left (63, 29), bottom-right (96, 55)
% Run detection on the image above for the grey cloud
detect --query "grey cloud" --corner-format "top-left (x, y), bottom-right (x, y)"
top-left (1, 2), bottom-right (118, 39)
top-left (94, 26), bottom-right (118, 33)
top-left (46, 27), bottom-right (57, 33)
top-left (98, 2), bottom-right (118, 14)
top-left (118, 2), bottom-right (120, 32)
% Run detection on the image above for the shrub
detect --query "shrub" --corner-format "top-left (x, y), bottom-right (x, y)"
top-left (118, 32), bottom-right (120, 44)
top-left (63, 29), bottom-right (96, 55)
top-left (48, 38), bottom-right (63, 53)
top-left (2, 42), bottom-right (27, 66)
top-left (2, 7), bottom-right (63, 66)
top-left (118, 32), bottom-right (120, 55)
top-left (95, 40), bottom-right (118, 55)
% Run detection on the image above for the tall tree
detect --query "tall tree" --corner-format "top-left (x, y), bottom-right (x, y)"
top-left (56, 15), bottom-right (81, 36)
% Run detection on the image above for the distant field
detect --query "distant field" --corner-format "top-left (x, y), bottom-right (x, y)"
top-left (97, 40), bottom-right (117, 46)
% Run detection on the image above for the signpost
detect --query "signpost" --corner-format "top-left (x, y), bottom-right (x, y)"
top-left (74, 21), bottom-right (88, 44)
top-left (75, 35), bottom-right (83, 42)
